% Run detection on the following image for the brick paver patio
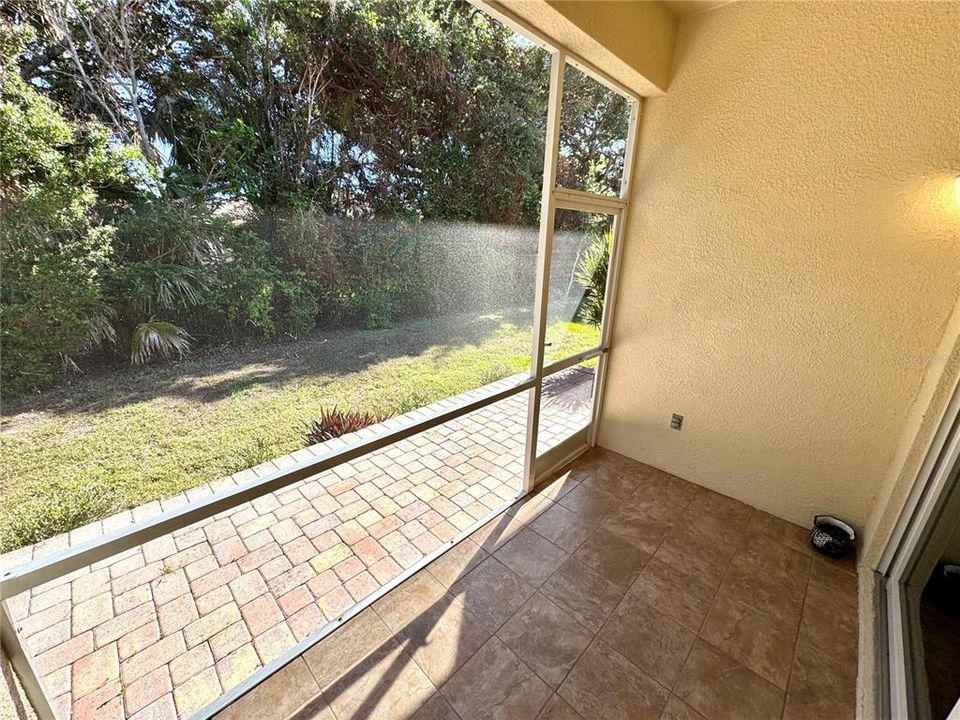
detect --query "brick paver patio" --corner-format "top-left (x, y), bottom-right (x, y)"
top-left (2, 367), bottom-right (594, 720)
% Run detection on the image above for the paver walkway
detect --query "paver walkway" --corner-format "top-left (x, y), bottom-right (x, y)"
top-left (2, 367), bottom-right (594, 720)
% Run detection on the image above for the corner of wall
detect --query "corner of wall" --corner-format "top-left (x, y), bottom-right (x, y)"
top-left (861, 298), bottom-right (960, 571)
top-left (855, 296), bottom-right (960, 720)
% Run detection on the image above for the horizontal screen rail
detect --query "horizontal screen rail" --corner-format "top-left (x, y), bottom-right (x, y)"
top-left (0, 375), bottom-right (535, 600)
top-left (542, 347), bottom-right (604, 378)
top-left (553, 188), bottom-right (628, 213)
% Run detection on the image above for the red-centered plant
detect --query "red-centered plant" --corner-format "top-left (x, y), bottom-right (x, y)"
top-left (303, 407), bottom-right (386, 445)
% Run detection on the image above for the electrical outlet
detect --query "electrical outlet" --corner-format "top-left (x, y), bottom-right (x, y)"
top-left (670, 413), bottom-right (683, 430)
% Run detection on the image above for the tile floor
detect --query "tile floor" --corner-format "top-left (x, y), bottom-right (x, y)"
top-left (213, 447), bottom-right (860, 720)
top-left (3, 369), bottom-right (594, 720)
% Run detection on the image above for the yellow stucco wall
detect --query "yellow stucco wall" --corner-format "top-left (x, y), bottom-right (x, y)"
top-left (599, 1), bottom-right (960, 533)
top-left (487, 0), bottom-right (678, 94)
top-left (544, 0), bottom-right (677, 92)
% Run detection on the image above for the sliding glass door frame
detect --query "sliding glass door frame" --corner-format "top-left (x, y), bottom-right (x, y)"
top-left (877, 375), bottom-right (960, 719)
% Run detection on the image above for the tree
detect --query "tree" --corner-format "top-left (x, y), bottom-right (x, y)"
top-left (2, 0), bottom-right (634, 394)
top-left (23, 0), bottom-right (166, 163)
top-left (1, 24), bottom-right (123, 392)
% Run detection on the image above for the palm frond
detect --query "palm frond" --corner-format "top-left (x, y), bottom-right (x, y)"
top-left (130, 321), bottom-right (192, 365)
top-left (573, 228), bottom-right (611, 327)
top-left (83, 310), bottom-right (117, 350)
top-left (155, 266), bottom-right (206, 310)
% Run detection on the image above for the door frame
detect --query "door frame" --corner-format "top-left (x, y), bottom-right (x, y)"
top-left (522, 56), bottom-right (640, 491)
top-left (876, 374), bottom-right (960, 719)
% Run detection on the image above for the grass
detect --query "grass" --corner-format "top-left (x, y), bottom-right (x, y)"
top-left (0, 310), bottom-right (599, 552)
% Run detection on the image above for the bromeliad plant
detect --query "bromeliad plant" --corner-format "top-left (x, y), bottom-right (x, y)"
top-left (303, 407), bottom-right (387, 445)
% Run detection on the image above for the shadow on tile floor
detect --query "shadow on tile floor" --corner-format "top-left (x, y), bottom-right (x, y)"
top-left (215, 448), bottom-right (859, 720)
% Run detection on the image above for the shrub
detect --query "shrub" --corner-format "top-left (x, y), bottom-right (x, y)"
top-left (0, 68), bottom-right (133, 394)
top-left (107, 199), bottom-right (226, 346)
top-left (277, 207), bottom-right (429, 329)
top-left (200, 228), bottom-right (279, 338)
top-left (304, 407), bottom-right (387, 445)
top-left (274, 270), bottom-right (319, 337)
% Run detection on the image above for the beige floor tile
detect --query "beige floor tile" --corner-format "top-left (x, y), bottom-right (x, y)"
top-left (287, 696), bottom-right (335, 720)
top-left (807, 557), bottom-right (857, 595)
top-left (302, 607), bottom-right (394, 691)
top-left (410, 693), bottom-right (460, 720)
top-left (729, 539), bottom-right (811, 599)
top-left (442, 637), bottom-right (552, 720)
top-left (373, 571), bottom-right (446, 632)
top-left (746, 511), bottom-right (813, 558)
top-left (573, 526), bottom-right (649, 589)
top-left (627, 473), bottom-right (700, 525)
top-left (426, 538), bottom-right (487, 588)
top-left (471, 512), bottom-right (529, 553)
top-left (686, 489), bottom-right (754, 528)
top-left (448, 556), bottom-right (534, 631)
top-left (659, 695), bottom-right (706, 720)
top-left (506, 492), bottom-right (555, 525)
top-left (570, 461), bottom-right (639, 499)
top-left (579, 448), bottom-right (651, 480)
top-left (397, 596), bottom-right (494, 688)
top-left (629, 557), bottom-right (715, 632)
top-left (797, 580), bottom-right (858, 664)
top-left (675, 639), bottom-right (784, 720)
top-left (598, 591), bottom-right (696, 688)
top-left (653, 528), bottom-right (733, 590)
top-left (559, 640), bottom-right (669, 720)
top-left (782, 635), bottom-right (855, 720)
top-left (536, 693), bottom-right (585, 720)
top-left (533, 471), bottom-right (582, 503)
top-left (498, 592), bottom-right (594, 688)
top-left (215, 658), bottom-right (320, 720)
top-left (715, 564), bottom-right (805, 628)
top-left (699, 593), bottom-right (797, 689)
top-left (556, 482), bottom-right (622, 524)
top-left (602, 507), bottom-right (672, 555)
top-left (683, 510), bottom-right (746, 551)
top-left (322, 638), bottom-right (436, 720)
top-left (541, 557), bottom-right (624, 633)
top-left (494, 530), bottom-right (569, 587)
top-left (528, 503), bottom-right (597, 553)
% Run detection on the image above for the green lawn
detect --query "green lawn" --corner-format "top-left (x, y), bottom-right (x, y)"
top-left (0, 311), bottom-right (599, 551)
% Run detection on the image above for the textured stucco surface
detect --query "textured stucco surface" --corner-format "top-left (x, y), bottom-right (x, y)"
top-left (489, 0), bottom-right (678, 94)
top-left (599, 1), bottom-right (960, 536)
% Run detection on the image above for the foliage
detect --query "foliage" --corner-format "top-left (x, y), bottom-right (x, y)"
top-left (2, 0), bottom-right (630, 396)
top-left (557, 65), bottom-right (631, 197)
top-left (0, 56), bottom-right (128, 393)
top-left (304, 406), bottom-right (387, 445)
top-left (574, 228), bottom-right (611, 326)
top-left (276, 207), bottom-right (428, 328)
top-left (130, 321), bottom-right (192, 364)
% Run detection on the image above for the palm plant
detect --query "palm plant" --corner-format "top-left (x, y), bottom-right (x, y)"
top-left (574, 228), bottom-right (611, 326)
top-left (109, 199), bottom-right (225, 364)
top-left (130, 321), bottom-right (192, 364)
